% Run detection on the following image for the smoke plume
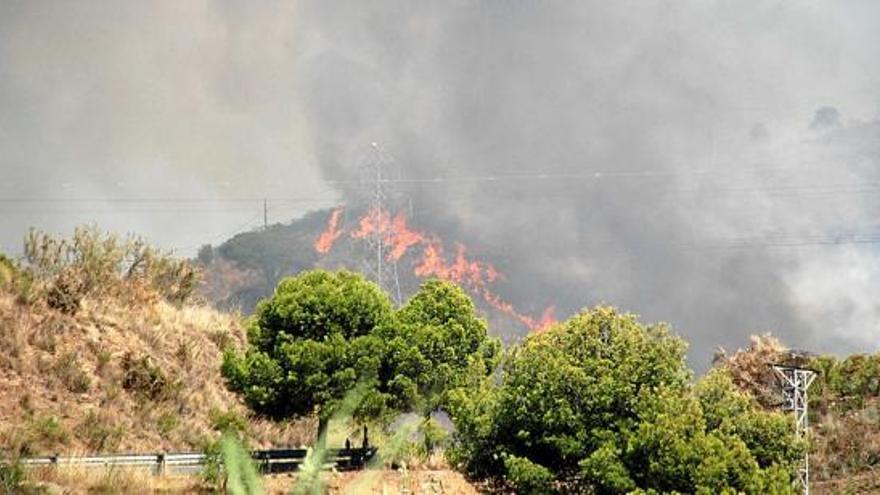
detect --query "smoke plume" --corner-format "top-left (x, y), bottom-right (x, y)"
top-left (2, 1), bottom-right (880, 367)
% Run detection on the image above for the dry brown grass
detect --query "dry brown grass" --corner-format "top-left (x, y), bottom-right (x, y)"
top-left (27, 466), bottom-right (204, 494)
top-left (712, 333), bottom-right (805, 408)
top-left (20, 467), bottom-right (481, 495)
top-left (0, 289), bottom-right (313, 457)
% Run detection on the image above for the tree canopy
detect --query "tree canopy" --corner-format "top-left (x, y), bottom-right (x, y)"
top-left (384, 279), bottom-right (500, 413)
top-left (446, 306), bottom-right (804, 494)
top-left (221, 271), bottom-right (499, 429)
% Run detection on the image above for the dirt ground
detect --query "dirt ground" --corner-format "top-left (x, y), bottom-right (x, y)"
top-left (25, 468), bottom-right (482, 494)
top-left (263, 469), bottom-right (481, 495)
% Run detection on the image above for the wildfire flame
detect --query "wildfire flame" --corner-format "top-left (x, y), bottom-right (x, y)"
top-left (313, 206), bottom-right (345, 254)
top-left (315, 205), bottom-right (556, 331)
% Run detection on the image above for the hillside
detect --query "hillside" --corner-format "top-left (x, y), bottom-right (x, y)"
top-left (716, 335), bottom-right (880, 493)
top-left (0, 230), bottom-right (310, 457)
top-left (197, 206), bottom-right (550, 343)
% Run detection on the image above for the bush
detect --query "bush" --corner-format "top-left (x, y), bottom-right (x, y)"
top-left (24, 415), bottom-right (71, 453)
top-left (503, 454), bottom-right (553, 495)
top-left (0, 460), bottom-right (25, 495)
top-left (0, 254), bottom-right (36, 304)
top-left (418, 417), bottom-right (449, 458)
top-left (121, 353), bottom-right (171, 401)
top-left (75, 410), bottom-right (124, 452)
top-left (447, 306), bottom-right (802, 494)
top-left (157, 412), bottom-right (179, 437)
top-left (210, 409), bottom-right (248, 434)
top-left (22, 226), bottom-right (200, 313)
top-left (53, 351), bottom-right (91, 393)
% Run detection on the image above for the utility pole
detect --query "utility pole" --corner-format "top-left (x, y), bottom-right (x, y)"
top-left (773, 364), bottom-right (816, 495)
top-left (263, 198), bottom-right (268, 230)
top-left (358, 143), bottom-right (402, 305)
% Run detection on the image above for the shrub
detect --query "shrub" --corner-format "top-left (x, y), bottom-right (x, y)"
top-left (121, 353), bottom-right (169, 401)
top-left (76, 411), bottom-right (124, 452)
top-left (0, 460), bottom-right (25, 495)
top-left (418, 417), bottom-right (449, 458)
top-left (157, 412), bottom-right (178, 437)
top-left (447, 306), bottom-right (802, 494)
top-left (503, 454), bottom-right (553, 495)
top-left (53, 351), bottom-right (91, 393)
top-left (200, 436), bottom-right (225, 490)
top-left (30, 415), bottom-right (70, 451)
top-left (0, 254), bottom-right (36, 304)
top-left (23, 226), bottom-right (200, 314)
top-left (210, 409), bottom-right (248, 434)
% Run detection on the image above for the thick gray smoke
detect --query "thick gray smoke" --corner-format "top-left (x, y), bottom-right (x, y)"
top-left (2, 1), bottom-right (879, 367)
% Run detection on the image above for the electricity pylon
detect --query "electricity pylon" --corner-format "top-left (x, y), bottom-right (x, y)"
top-left (773, 364), bottom-right (816, 495)
top-left (357, 142), bottom-right (402, 305)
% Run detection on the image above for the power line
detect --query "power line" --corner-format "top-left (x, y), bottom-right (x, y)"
top-left (0, 196), bottom-right (338, 203)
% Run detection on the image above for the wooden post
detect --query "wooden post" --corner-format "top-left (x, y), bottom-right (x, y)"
top-left (156, 453), bottom-right (166, 476)
top-left (362, 425), bottom-right (369, 450)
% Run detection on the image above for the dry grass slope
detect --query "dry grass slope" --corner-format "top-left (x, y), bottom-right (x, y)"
top-left (0, 292), bottom-right (313, 456)
top-left (0, 228), bottom-right (314, 458)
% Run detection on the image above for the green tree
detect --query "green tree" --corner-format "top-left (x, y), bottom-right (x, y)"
top-left (447, 306), bottom-right (802, 494)
top-left (221, 270), bottom-right (394, 443)
top-left (385, 279), bottom-right (500, 415)
top-left (221, 273), bottom-right (500, 448)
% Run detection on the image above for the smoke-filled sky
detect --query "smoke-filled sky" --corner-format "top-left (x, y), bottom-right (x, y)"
top-left (2, 1), bottom-right (880, 367)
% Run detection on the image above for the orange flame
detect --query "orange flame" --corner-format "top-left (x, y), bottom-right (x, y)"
top-left (316, 204), bottom-right (556, 332)
top-left (388, 212), bottom-right (424, 260)
top-left (314, 206), bottom-right (345, 254)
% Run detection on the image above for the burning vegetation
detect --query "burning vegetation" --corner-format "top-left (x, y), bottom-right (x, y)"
top-left (314, 205), bottom-right (556, 331)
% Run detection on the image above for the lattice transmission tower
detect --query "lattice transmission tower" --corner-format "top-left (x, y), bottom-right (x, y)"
top-left (357, 142), bottom-right (402, 305)
top-left (773, 364), bottom-right (817, 495)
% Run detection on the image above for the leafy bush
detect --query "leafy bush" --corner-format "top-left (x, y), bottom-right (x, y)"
top-left (503, 454), bottom-right (553, 494)
top-left (27, 415), bottom-right (70, 453)
top-left (210, 409), bottom-right (248, 434)
top-left (447, 306), bottom-right (803, 494)
top-left (385, 279), bottom-right (500, 414)
top-left (222, 270), bottom-right (395, 426)
top-left (0, 460), bottom-right (25, 495)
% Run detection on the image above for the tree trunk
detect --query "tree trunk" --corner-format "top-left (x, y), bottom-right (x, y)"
top-left (316, 416), bottom-right (329, 453)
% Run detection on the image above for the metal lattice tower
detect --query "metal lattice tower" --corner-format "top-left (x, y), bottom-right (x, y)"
top-left (357, 143), bottom-right (402, 305)
top-left (773, 365), bottom-right (816, 495)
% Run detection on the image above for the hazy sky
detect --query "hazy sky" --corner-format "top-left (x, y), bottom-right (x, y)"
top-left (2, 1), bottom-right (879, 366)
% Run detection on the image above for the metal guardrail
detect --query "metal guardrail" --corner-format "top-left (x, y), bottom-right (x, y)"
top-left (15, 426), bottom-right (378, 475)
top-left (18, 447), bottom-right (378, 476)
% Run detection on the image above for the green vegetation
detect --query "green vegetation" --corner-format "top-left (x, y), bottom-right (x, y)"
top-left (221, 270), bottom-right (396, 430)
top-left (0, 460), bottom-right (25, 495)
top-left (446, 307), bottom-right (804, 494)
top-left (221, 271), bottom-right (499, 443)
top-left (389, 279), bottom-right (500, 414)
top-left (222, 272), bottom-right (807, 493)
